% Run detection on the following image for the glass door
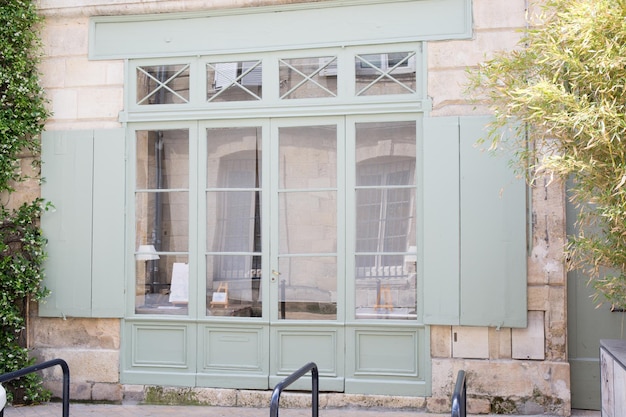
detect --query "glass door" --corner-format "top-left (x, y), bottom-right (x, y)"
top-left (268, 117), bottom-right (345, 391)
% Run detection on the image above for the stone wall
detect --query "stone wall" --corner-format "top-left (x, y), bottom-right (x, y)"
top-left (30, 0), bottom-right (570, 414)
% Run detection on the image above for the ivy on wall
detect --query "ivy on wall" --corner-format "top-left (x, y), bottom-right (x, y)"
top-left (0, 0), bottom-right (51, 404)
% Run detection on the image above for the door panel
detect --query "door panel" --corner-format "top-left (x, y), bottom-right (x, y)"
top-left (269, 118), bottom-right (345, 390)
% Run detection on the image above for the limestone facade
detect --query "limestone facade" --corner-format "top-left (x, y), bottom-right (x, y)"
top-left (28, 0), bottom-right (570, 415)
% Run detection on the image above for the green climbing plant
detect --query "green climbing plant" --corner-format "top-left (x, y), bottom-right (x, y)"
top-left (0, 0), bottom-right (51, 404)
top-left (467, 0), bottom-right (626, 309)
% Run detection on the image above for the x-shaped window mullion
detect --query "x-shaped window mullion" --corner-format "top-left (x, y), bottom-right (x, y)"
top-left (355, 53), bottom-right (416, 96)
top-left (207, 62), bottom-right (262, 102)
top-left (137, 65), bottom-right (190, 105)
top-left (279, 58), bottom-right (337, 99)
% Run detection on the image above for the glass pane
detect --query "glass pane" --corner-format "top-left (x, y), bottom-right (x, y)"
top-left (355, 121), bottom-right (416, 176)
top-left (207, 191), bottom-right (261, 252)
top-left (135, 191), bottom-right (189, 252)
top-left (355, 52), bottom-right (416, 96)
top-left (279, 125), bottom-right (337, 189)
top-left (136, 130), bottom-right (189, 189)
top-left (206, 61), bottom-right (262, 102)
top-left (206, 127), bottom-right (262, 188)
top-left (278, 256), bottom-right (336, 320)
top-left (135, 129), bottom-right (189, 315)
top-left (279, 191), bottom-right (336, 254)
top-left (279, 57), bottom-right (337, 99)
top-left (136, 64), bottom-right (190, 105)
top-left (354, 254), bottom-right (417, 320)
top-left (135, 254), bottom-right (189, 315)
top-left (206, 255), bottom-right (262, 317)
top-left (354, 121), bottom-right (417, 320)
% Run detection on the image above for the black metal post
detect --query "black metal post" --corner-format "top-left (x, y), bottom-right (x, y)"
top-left (451, 370), bottom-right (466, 417)
top-left (0, 358), bottom-right (70, 417)
top-left (269, 362), bottom-right (318, 417)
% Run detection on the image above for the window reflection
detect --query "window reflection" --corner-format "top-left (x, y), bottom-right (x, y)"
top-left (279, 57), bottom-right (337, 99)
top-left (135, 129), bottom-right (190, 315)
top-left (278, 125), bottom-right (338, 320)
top-left (136, 64), bottom-right (190, 105)
top-left (206, 61), bottom-right (262, 102)
top-left (354, 121), bottom-right (417, 320)
top-left (206, 127), bottom-right (262, 317)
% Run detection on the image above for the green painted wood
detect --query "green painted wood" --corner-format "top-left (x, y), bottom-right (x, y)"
top-left (91, 128), bottom-right (126, 317)
top-left (269, 324), bottom-right (344, 392)
top-left (344, 324), bottom-right (430, 396)
top-left (40, 130), bottom-right (95, 317)
top-left (90, 0), bottom-right (471, 60)
top-left (422, 116), bottom-right (460, 325)
top-left (566, 191), bottom-right (625, 410)
top-left (121, 320), bottom-right (197, 386)
top-left (196, 324), bottom-right (269, 389)
top-left (458, 116), bottom-right (527, 328)
top-left (40, 129), bottom-right (126, 318)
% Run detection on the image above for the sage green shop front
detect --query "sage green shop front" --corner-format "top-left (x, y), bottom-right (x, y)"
top-left (39, 0), bottom-right (527, 399)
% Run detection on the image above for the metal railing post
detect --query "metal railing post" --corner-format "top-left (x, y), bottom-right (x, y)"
top-left (270, 362), bottom-right (318, 417)
top-left (451, 370), bottom-right (466, 417)
top-left (0, 358), bottom-right (70, 417)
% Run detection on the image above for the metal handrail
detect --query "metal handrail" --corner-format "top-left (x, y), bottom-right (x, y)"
top-left (0, 358), bottom-right (70, 417)
top-left (451, 370), bottom-right (466, 417)
top-left (269, 362), bottom-right (319, 417)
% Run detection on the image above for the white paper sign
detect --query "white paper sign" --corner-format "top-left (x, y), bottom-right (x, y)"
top-left (169, 263), bottom-right (189, 304)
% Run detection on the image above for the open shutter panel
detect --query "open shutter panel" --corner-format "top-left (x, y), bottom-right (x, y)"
top-left (423, 116), bottom-right (528, 328)
top-left (40, 129), bottom-right (125, 318)
top-left (423, 116), bottom-right (461, 325)
top-left (40, 131), bottom-right (95, 317)
top-left (458, 116), bottom-right (528, 328)
top-left (91, 129), bottom-right (126, 317)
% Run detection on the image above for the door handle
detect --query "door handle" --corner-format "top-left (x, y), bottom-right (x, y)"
top-left (271, 269), bottom-right (281, 282)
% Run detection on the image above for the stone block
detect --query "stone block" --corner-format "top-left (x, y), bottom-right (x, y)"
top-left (35, 348), bottom-right (119, 383)
top-left (39, 58), bottom-right (66, 89)
top-left (77, 87), bottom-right (123, 119)
top-left (194, 388), bottom-right (237, 406)
top-left (452, 327), bottom-right (489, 359)
top-left (528, 285), bottom-right (550, 311)
top-left (122, 385), bottom-right (145, 403)
top-left (430, 325), bottom-right (452, 358)
top-left (236, 390), bottom-right (272, 408)
top-left (31, 317), bottom-right (120, 349)
top-left (428, 30), bottom-right (523, 69)
top-left (69, 382), bottom-right (92, 401)
top-left (426, 396), bottom-right (450, 413)
top-left (473, 0), bottom-right (527, 30)
top-left (468, 397), bottom-right (491, 414)
top-left (92, 383), bottom-right (122, 402)
top-left (64, 57), bottom-right (123, 88)
top-left (50, 89), bottom-right (78, 120)
top-left (41, 18), bottom-right (89, 57)
top-left (488, 327), bottom-right (511, 359)
top-left (428, 68), bottom-right (468, 112)
top-left (512, 310), bottom-right (545, 360)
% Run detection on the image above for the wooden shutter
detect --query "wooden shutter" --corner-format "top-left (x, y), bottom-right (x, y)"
top-left (458, 116), bottom-right (527, 327)
top-left (40, 129), bottom-right (125, 318)
top-left (423, 116), bottom-right (461, 325)
top-left (423, 116), bottom-right (528, 328)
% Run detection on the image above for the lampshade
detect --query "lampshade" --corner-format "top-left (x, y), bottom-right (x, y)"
top-left (136, 245), bottom-right (160, 261)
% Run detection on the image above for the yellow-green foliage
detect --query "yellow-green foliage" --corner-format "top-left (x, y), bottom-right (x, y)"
top-left (467, 0), bottom-right (626, 309)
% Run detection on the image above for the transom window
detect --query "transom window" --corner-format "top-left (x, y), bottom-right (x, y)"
top-left (130, 44), bottom-right (422, 109)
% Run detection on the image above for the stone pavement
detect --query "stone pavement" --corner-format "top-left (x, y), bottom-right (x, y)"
top-left (2, 403), bottom-right (601, 417)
